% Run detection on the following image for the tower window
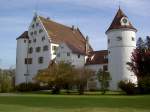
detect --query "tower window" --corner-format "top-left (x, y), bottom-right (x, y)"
top-left (30, 32), bottom-right (33, 36)
top-left (36, 47), bottom-right (41, 52)
top-left (78, 54), bottom-right (80, 58)
top-left (57, 53), bottom-right (60, 57)
top-left (24, 40), bottom-right (26, 43)
top-left (132, 37), bottom-right (135, 41)
top-left (116, 36), bottom-right (122, 41)
top-left (38, 57), bottom-right (43, 64)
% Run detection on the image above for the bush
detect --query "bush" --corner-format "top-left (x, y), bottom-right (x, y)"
top-left (15, 82), bottom-right (40, 92)
top-left (118, 80), bottom-right (136, 95)
top-left (138, 77), bottom-right (150, 94)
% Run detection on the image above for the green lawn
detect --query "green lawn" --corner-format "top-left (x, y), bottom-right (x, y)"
top-left (0, 93), bottom-right (150, 112)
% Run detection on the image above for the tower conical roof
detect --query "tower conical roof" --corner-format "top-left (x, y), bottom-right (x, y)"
top-left (106, 8), bottom-right (137, 33)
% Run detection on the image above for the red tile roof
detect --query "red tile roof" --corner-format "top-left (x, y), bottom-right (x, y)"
top-left (106, 8), bottom-right (137, 33)
top-left (85, 50), bottom-right (108, 65)
top-left (39, 16), bottom-right (93, 55)
top-left (16, 31), bottom-right (29, 40)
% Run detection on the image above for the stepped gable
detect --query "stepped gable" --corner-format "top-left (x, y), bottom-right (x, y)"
top-left (39, 16), bottom-right (93, 54)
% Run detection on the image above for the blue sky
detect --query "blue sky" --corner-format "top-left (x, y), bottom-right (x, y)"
top-left (0, 0), bottom-right (150, 69)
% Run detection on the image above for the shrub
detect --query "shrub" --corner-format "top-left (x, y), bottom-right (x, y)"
top-left (15, 82), bottom-right (40, 92)
top-left (138, 77), bottom-right (150, 94)
top-left (118, 80), bottom-right (136, 95)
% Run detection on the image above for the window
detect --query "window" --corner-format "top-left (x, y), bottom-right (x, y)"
top-left (39, 29), bottom-right (43, 33)
top-left (43, 45), bottom-right (49, 51)
top-left (29, 40), bottom-right (31, 43)
top-left (42, 36), bottom-right (45, 41)
top-left (116, 36), bottom-right (122, 41)
top-left (36, 23), bottom-right (39, 27)
top-left (67, 52), bottom-right (70, 56)
top-left (34, 31), bottom-right (37, 35)
top-left (25, 58), bottom-right (32, 64)
top-left (33, 17), bottom-right (36, 21)
top-left (132, 37), bottom-right (135, 41)
top-left (24, 40), bottom-right (26, 43)
top-left (36, 47), bottom-right (41, 52)
top-left (30, 32), bottom-right (33, 36)
top-left (32, 24), bottom-right (34, 28)
top-left (38, 57), bottom-right (43, 64)
top-left (108, 39), bottom-right (110, 44)
top-left (78, 54), bottom-right (80, 58)
top-left (28, 47), bottom-right (33, 53)
top-left (103, 65), bottom-right (108, 71)
top-left (52, 46), bottom-right (57, 51)
top-left (33, 39), bottom-right (36, 43)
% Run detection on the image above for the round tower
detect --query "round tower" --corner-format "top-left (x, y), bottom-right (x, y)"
top-left (106, 8), bottom-right (137, 90)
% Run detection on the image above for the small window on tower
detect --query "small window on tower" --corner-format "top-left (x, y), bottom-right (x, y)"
top-left (32, 24), bottom-right (35, 28)
top-left (43, 45), bottom-right (49, 51)
top-left (39, 29), bottom-right (43, 33)
top-left (132, 37), bottom-right (135, 41)
top-left (116, 36), bottom-right (122, 41)
top-left (24, 40), bottom-right (26, 43)
top-left (34, 31), bottom-right (37, 35)
top-left (29, 40), bottom-right (31, 43)
top-left (42, 36), bottom-right (45, 41)
top-left (28, 47), bottom-right (33, 53)
top-left (36, 23), bottom-right (39, 27)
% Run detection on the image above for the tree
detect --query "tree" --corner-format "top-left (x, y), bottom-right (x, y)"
top-left (75, 68), bottom-right (94, 95)
top-left (0, 69), bottom-right (13, 93)
top-left (35, 61), bottom-right (76, 94)
top-left (97, 69), bottom-right (111, 95)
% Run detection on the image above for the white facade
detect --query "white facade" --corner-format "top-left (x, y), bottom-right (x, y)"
top-left (56, 43), bottom-right (85, 68)
top-left (16, 38), bottom-right (28, 85)
top-left (107, 29), bottom-right (137, 90)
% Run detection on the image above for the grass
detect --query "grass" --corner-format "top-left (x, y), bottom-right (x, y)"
top-left (0, 93), bottom-right (150, 112)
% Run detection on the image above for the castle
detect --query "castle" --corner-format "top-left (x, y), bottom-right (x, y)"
top-left (16, 8), bottom-right (137, 90)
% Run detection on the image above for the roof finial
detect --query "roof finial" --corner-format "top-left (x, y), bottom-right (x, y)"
top-left (118, 0), bottom-right (121, 9)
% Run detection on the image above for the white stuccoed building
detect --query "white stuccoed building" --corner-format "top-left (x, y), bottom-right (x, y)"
top-left (16, 8), bottom-right (137, 90)
top-left (106, 8), bottom-right (137, 90)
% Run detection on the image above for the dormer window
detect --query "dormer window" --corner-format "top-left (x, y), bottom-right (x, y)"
top-left (116, 36), bottom-right (122, 41)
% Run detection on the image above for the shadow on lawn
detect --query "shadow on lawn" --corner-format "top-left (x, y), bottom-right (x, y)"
top-left (0, 95), bottom-right (150, 110)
